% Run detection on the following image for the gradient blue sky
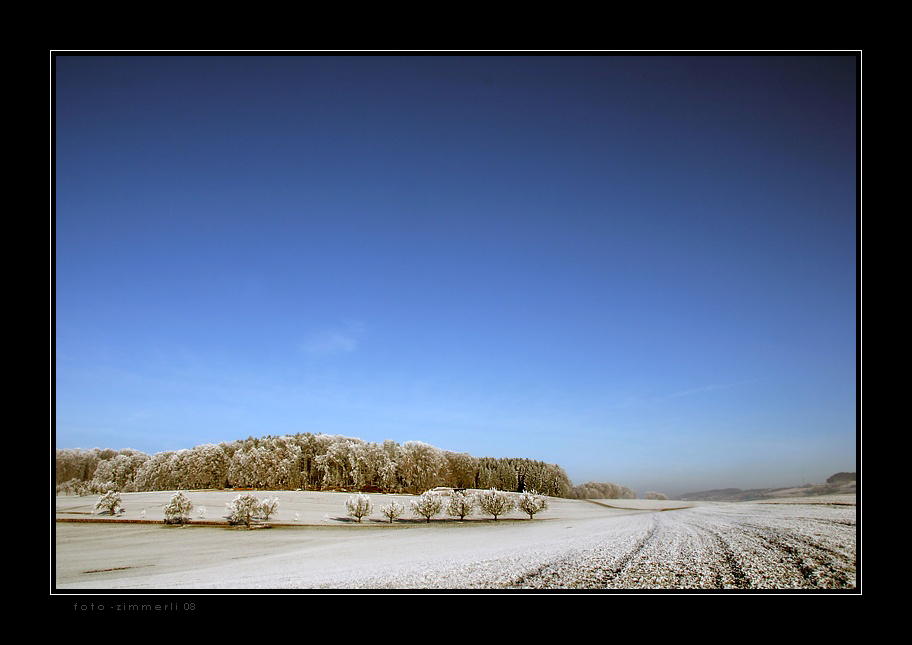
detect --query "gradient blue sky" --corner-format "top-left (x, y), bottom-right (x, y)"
top-left (54, 55), bottom-right (858, 496)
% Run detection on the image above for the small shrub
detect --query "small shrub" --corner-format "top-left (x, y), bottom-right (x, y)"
top-left (258, 497), bottom-right (279, 521)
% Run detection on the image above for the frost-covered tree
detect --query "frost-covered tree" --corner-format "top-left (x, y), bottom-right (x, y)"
top-left (515, 459), bottom-right (571, 498)
top-left (380, 499), bottom-right (404, 523)
top-left (164, 450), bottom-right (194, 490)
top-left (133, 451), bottom-right (174, 492)
top-left (56, 478), bottom-right (87, 496)
top-left (398, 441), bottom-right (446, 494)
top-left (411, 491), bottom-right (443, 522)
top-left (444, 452), bottom-right (478, 489)
top-left (517, 490), bottom-right (549, 519)
top-left (186, 443), bottom-right (229, 489)
top-left (318, 438), bottom-right (364, 490)
top-left (346, 493), bottom-right (373, 523)
top-left (57, 432), bottom-right (581, 497)
top-left (644, 491), bottom-right (668, 500)
top-left (163, 491), bottom-right (194, 525)
top-left (446, 490), bottom-right (476, 520)
top-left (476, 488), bottom-right (515, 520)
top-left (92, 451), bottom-right (149, 492)
top-left (56, 448), bottom-right (100, 485)
top-left (247, 446), bottom-right (272, 489)
top-left (350, 441), bottom-right (394, 491)
top-left (264, 436), bottom-right (303, 490)
top-left (259, 496), bottom-right (280, 521)
top-left (227, 493), bottom-right (261, 528)
top-left (95, 490), bottom-right (122, 515)
top-left (379, 439), bottom-right (402, 491)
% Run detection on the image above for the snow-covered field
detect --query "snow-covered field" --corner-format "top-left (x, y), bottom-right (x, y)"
top-left (54, 490), bottom-right (857, 590)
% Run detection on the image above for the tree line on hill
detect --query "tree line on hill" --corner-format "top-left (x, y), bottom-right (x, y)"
top-left (566, 480), bottom-right (637, 500)
top-left (55, 433), bottom-right (638, 500)
top-left (56, 433), bottom-right (581, 497)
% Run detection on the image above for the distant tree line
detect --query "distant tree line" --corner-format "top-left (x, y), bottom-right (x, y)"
top-left (55, 433), bottom-right (576, 498)
top-left (568, 481), bottom-right (636, 500)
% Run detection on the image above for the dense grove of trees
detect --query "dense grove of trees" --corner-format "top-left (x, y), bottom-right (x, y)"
top-left (55, 433), bottom-right (577, 498)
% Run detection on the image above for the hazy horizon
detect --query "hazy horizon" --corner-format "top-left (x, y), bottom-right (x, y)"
top-left (54, 54), bottom-right (858, 498)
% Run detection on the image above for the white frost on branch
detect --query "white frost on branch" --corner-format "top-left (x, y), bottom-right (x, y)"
top-left (380, 500), bottom-right (404, 523)
top-left (517, 490), bottom-right (549, 519)
top-left (411, 491), bottom-right (444, 522)
top-left (346, 493), bottom-right (373, 523)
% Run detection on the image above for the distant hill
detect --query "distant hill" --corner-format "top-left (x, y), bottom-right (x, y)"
top-left (678, 473), bottom-right (856, 502)
top-left (678, 487), bottom-right (783, 502)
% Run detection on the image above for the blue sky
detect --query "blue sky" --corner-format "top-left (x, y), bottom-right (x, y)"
top-left (54, 55), bottom-right (857, 496)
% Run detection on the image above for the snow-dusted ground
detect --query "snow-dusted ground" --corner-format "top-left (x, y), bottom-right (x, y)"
top-left (54, 491), bottom-right (856, 590)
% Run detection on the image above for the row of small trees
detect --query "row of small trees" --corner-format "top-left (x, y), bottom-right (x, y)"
top-left (94, 490), bottom-right (281, 528)
top-left (56, 434), bottom-right (575, 497)
top-left (91, 488), bottom-right (547, 527)
top-left (345, 489), bottom-right (549, 524)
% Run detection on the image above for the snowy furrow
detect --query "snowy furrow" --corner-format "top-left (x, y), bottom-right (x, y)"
top-left (309, 504), bottom-right (857, 590)
top-left (56, 500), bottom-right (856, 590)
top-left (499, 504), bottom-right (856, 590)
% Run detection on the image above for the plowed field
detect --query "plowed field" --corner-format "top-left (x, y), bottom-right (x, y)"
top-left (55, 492), bottom-right (856, 590)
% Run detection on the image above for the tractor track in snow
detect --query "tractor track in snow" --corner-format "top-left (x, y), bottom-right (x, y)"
top-left (499, 504), bottom-right (856, 590)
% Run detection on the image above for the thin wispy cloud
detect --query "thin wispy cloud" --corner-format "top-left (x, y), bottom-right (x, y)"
top-left (608, 379), bottom-right (759, 410)
top-left (301, 322), bottom-right (365, 357)
top-left (663, 380), bottom-right (758, 400)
